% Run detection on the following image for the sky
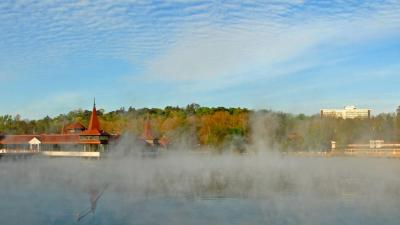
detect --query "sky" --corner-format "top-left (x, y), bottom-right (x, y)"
top-left (0, 0), bottom-right (399, 119)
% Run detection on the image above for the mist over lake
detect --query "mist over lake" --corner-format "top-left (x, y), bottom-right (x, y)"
top-left (2, 151), bottom-right (400, 225)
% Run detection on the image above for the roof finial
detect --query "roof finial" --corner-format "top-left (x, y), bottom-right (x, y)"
top-left (87, 98), bottom-right (100, 132)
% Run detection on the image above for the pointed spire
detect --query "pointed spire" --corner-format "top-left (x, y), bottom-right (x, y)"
top-left (87, 99), bottom-right (101, 132)
top-left (141, 116), bottom-right (153, 140)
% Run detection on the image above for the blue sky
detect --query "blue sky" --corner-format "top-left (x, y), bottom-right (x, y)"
top-left (0, 0), bottom-right (399, 119)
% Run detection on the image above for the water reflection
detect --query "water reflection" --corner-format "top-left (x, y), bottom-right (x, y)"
top-left (1, 156), bottom-right (400, 225)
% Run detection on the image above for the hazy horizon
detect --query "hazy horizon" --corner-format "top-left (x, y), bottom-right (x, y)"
top-left (2, 103), bottom-right (396, 121)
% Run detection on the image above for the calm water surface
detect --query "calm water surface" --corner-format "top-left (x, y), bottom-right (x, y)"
top-left (1, 156), bottom-right (400, 225)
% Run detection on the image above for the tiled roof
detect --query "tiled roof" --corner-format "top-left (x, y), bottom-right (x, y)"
top-left (88, 103), bottom-right (100, 131)
top-left (0, 135), bottom-right (39, 144)
top-left (0, 134), bottom-right (79, 144)
top-left (65, 122), bottom-right (86, 130)
top-left (79, 140), bottom-right (101, 144)
top-left (0, 134), bottom-right (103, 145)
top-left (81, 129), bottom-right (109, 136)
top-left (40, 134), bottom-right (81, 143)
top-left (81, 102), bottom-right (109, 136)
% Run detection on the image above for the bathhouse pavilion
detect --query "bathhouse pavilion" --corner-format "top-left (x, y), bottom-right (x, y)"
top-left (0, 102), bottom-right (117, 157)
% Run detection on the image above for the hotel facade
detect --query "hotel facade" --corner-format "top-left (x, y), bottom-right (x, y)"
top-left (320, 106), bottom-right (371, 119)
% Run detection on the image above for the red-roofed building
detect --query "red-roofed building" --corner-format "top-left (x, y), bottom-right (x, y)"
top-left (63, 122), bottom-right (86, 134)
top-left (0, 102), bottom-right (118, 157)
top-left (141, 118), bottom-right (168, 148)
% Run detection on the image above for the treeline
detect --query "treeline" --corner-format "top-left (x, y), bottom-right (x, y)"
top-left (1, 104), bottom-right (400, 152)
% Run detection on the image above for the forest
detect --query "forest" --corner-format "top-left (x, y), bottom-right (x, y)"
top-left (1, 103), bottom-right (400, 152)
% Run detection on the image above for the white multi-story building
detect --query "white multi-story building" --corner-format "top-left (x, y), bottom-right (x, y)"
top-left (320, 106), bottom-right (371, 119)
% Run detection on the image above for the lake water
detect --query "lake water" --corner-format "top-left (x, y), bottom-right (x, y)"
top-left (1, 154), bottom-right (400, 225)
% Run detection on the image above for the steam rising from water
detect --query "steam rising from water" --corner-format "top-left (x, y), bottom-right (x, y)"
top-left (1, 110), bottom-right (400, 224)
top-left (1, 147), bottom-right (400, 224)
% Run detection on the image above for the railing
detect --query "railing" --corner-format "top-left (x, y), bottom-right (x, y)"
top-left (287, 151), bottom-right (329, 157)
top-left (41, 151), bottom-right (100, 158)
top-left (0, 149), bottom-right (39, 154)
top-left (0, 149), bottom-right (100, 158)
top-left (344, 148), bottom-right (400, 157)
top-left (286, 149), bottom-right (400, 158)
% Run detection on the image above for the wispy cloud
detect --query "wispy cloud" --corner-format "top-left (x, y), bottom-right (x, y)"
top-left (143, 0), bottom-right (400, 85)
top-left (0, 0), bottom-right (399, 116)
top-left (1, 0), bottom-right (398, 75)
